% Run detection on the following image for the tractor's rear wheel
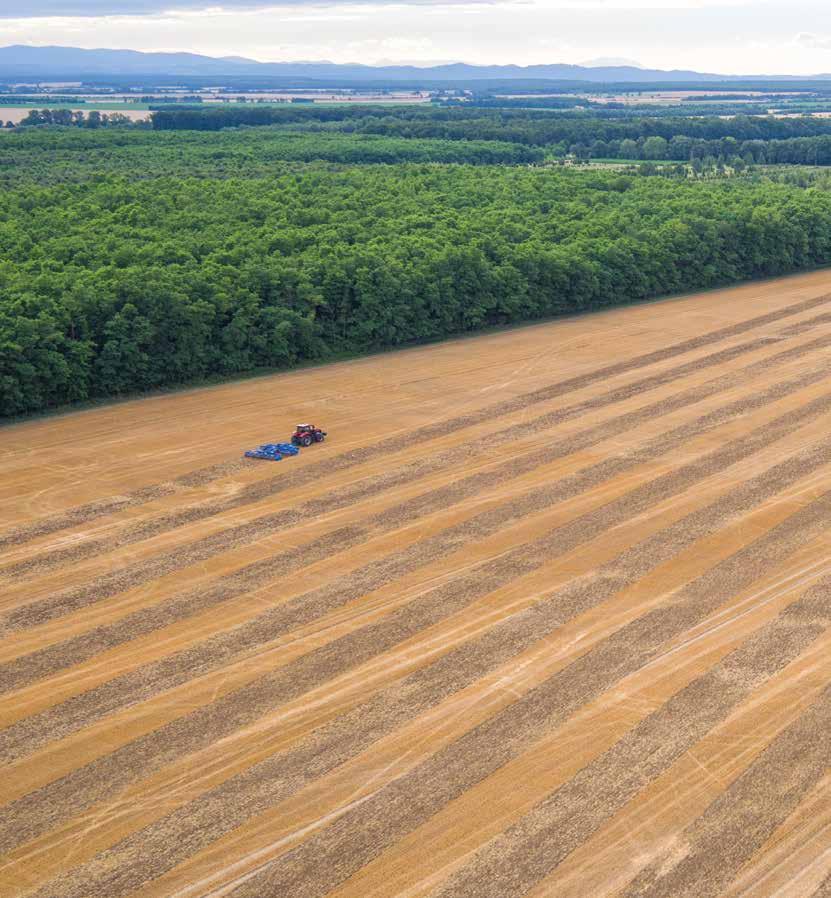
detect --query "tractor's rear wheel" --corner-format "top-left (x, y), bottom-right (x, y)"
top-left (301, 435), bottom-right (312, 447)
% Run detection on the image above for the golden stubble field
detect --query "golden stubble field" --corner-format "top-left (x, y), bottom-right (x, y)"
top-left (3, 269), bottom-right (831, 898)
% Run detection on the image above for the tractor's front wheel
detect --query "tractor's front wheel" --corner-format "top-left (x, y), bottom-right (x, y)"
top-left (314, 432), bottom-right (325, 442)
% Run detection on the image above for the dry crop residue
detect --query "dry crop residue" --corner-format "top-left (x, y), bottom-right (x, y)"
top-left (3, 269), bottom-right (831, 898)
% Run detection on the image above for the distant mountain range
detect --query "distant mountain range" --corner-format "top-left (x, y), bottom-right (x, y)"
top-left (1, 44), bottom-right (829, 86)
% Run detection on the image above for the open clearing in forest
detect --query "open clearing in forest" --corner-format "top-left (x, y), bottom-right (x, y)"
top-left (4, 269), bottom-right (831, 898)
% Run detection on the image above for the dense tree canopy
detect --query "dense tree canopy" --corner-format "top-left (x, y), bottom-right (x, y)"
top-left (0, 127), bottom-right (540, 184)
top-left (3, 144), bottom-right (831, 417)
top-left (19, 107), bottom-right (831, 171)
top-left (150, 105), bottom-right (831, 145)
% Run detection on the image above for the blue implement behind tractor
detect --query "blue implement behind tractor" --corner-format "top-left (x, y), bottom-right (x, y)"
top-left (244, 442), bottom-right (300, 461)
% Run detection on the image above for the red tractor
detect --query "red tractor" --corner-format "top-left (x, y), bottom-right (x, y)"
top-left (291, 423), bottom-right (327, 447)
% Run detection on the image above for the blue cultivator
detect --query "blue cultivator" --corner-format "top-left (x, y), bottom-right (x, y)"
top-left (244, 442), bottom-right (300, 461)
top-left (276, 443), bottom-right (300, 456)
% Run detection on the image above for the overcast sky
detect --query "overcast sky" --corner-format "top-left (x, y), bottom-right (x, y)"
top-left (2, 0), bottom-right (831, 74)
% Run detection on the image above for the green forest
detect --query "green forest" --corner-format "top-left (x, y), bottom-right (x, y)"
top-left (148, 105), bottom-right (831, 142)
top-left (15, 106), bottom-right (831, 169)
top-left (5, 109), bottom-right (831, 417)
top-left (0, 128), bottom-right (541, 184)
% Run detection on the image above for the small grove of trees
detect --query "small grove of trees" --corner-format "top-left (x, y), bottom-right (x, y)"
top-left (19, 108), bottom-right (142, 128)
top-left (4, 161), bottom-right (831, 416)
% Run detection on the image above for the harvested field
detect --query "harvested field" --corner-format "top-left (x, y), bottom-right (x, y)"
top-left (0, 106), bottom-right (151, 124)
top-left (3, 269), bottom-right (831, 897)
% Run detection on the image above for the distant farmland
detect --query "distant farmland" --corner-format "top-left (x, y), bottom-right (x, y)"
top-left (3, 269), bottom-right (831, 896)
top-left (0, 105), bottom-right (151, 123)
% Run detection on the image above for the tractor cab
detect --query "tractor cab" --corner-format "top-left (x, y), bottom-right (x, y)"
top-left (291, 423), bottom-right (327, 447)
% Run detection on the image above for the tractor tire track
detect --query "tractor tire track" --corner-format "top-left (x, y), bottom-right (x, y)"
top-left (3, 387), bottom-right (831, 854)
top-left (1, 341), bottom-right (827, 701)
top-left (624, 681), bottom-right (831, 898)
top-left (0, 460), bottom-right (252, 553)
top-left (18, 445), bottom-right (831, 898)
top-left (429, 585), bottom-right (831, 898)
top-left (214, 482), bottom-right (831, 898)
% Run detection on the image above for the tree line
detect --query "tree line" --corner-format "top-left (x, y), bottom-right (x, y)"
top-left (17, 108), bottom-right (143, 128)
top-left (0, 128), bottom-right (541, 185)
top-left (563, 133), bottom-right (831, 165)
top-left (4, 160), bottom-right (831, 417)
top-left (149, 105), bottom-right (831, 145)
top-left (20, 106), bottom-right (831, 171)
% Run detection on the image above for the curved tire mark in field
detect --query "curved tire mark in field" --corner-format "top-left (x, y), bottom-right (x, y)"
top-left (621, 684), bottom-right (831, 898)
top-left (207, 487), bottom-right (831, 898)
top-left (17, 444), bottom-right (831, 898)
top-left (1, 332), bottom-right (829, 695)
top-left (429, 587), bottom-right (831, 898)
top-left (4, 382), bottom-right (831, 861)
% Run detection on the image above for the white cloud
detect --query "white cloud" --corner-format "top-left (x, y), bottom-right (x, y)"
top-left (795, 32), bottom-right (831, 50)
top-left (1, 0), bottom-right (831, 72)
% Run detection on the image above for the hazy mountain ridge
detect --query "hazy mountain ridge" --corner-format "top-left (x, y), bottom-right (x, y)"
top-left (1, 44), bottom-right (829, 84)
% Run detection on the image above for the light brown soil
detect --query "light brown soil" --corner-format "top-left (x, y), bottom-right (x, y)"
top-left (0, 107), bottom-right (150, 124)
top-left (3, 270), bottom-right (831, 898)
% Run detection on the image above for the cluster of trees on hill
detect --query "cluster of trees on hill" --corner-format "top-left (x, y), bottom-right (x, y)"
top-left (741, 135), bottom-right (831, 165)
top-left (4, 161), bottom-right (831, 417)
top-left (149, 104), bottom-right (384, 130)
